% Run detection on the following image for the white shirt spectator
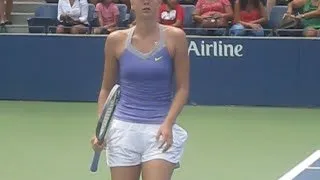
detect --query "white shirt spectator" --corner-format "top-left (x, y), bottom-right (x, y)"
top-left (57, 0), bottom-right (89, 24)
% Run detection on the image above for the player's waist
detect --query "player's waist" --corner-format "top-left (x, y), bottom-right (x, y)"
top-left (118, 94), bottom-right (172, 106)
top-left (114, 105), bottom-right (170, 124)
top-left (112, 116), bottom-right (168, 124)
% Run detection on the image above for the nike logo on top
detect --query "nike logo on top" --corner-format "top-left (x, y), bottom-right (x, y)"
top-left (155, 56), bottom-right (162, 62)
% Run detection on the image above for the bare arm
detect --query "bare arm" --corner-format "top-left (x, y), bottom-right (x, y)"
top-left (234, 1), bottom-right (253, 27)
top-left (97, 33), bottom-right (119, 117)
top-left (97, 11), bottom-right (104, 27)
top-left (164, 28), bottom-right (190, 126)
top-left (172, 19), bottom-right (183, 28)
top-left (79, 0), bottom-right (89, 23)
top-left (57, 0), bottom-right (64, 21)
top-left (192, 9), bottom-right (204, 24)
top-left (266, 0), bottom-right (276, 17)
top-left (104, 15), bottom-right (119, 29)
top-left (287, 0), bottom-right (307, 14)
top-left (286, 1), bottom-right (295, 14)
top-left (221, 5), bottom-right (234, 20)
top-left (234, 0), bottom-right (241, 23)
top-left (250, 2), bottom-right (268, 24)
top-left (300, 2), bottom-right (320, 18)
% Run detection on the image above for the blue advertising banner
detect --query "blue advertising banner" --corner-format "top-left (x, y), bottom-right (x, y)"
top-left (0, 34), bottom-right (319, 107)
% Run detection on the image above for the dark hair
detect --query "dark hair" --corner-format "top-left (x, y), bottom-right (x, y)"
top-left (239, 0), bottom-right (260, 11)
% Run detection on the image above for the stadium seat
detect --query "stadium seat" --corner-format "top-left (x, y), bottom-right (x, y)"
top-left (87, 4), bottom-right (98, 33)
top-left (34, 4), bottom-right (58, 18)
top-left (116, 4), bottom-right (128, 28)
top-left (87, 4), bottom-right (97, 24)
top-left (268, 6), bottom-right (288, 29)
top-left (181, 4), bottom-right (195, 34)
top-left (27, 4), bottom-right (58, 33)
top-left (45, 0), bottom-right (58, 3)
top-left (179, 0), bottom-right (196, 5)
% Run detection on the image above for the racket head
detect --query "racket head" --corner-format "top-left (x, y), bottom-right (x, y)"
top-left (95, 84), bottom-right (120, 143)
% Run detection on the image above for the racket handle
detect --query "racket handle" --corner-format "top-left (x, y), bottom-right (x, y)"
top-left (90, 151), bottom-right (101, 172)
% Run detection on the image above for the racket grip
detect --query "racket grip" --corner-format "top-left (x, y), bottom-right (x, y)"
top-left (90, 151), bottom-right (101, 172)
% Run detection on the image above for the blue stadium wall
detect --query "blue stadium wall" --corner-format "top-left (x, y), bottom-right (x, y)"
top-left (1, 35), bottom-right (320, 107)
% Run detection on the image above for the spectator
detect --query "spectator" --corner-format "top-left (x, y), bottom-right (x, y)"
top-left (192, 0), bottom-right (233, 35)
top-left (0, 0), bottom-right (12, 25)
top-left (94, 0), bottom-right (119, 34)
top-left (158, 0), bottom-right (184, 29)
top-left (285, 0), bottom-right (320, 37)
top-left (229, 0), bottom-right (267, 36)
top-left (56, 0), bottom-right (89, 34)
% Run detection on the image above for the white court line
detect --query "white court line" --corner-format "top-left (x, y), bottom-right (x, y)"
top-left (278, 150), bottom-right (320, 180)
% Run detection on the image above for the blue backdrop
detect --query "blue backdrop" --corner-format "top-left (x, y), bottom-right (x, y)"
top-left (1, 35), bottom-right (319, 107)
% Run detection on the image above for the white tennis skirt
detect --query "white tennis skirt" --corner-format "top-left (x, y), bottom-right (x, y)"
top-left (104, 118), bottom-right (188, 168)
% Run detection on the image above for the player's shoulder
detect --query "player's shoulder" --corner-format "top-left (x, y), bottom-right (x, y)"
top-left (105, 28), bottom-right (131, 45)
top-left (161, 25), bottom-right (188, 49)
top-left (162, 25), bottom-right (186, 37)
top-left (161, 25), bottom-right (187, 42)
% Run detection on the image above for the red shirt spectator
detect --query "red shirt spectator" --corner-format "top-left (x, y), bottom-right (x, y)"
top-left (192, 0), bottom-right (233, 28)
top-left (195, 0), bottom-right (231, 17)
top-left (96, 0), bottom-right (119, 28)
top-left (158, 0), bottom-right (184, 29)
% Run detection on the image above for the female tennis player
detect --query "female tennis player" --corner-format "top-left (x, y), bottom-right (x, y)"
top-left (91, 0), bottom-right (190, 179)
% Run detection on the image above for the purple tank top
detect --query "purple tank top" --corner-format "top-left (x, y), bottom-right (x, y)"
top-left (113, 25), bottom-right (174, 124)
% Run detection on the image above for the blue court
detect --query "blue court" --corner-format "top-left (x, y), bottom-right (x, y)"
top-left (279, 150), bottom-right (320, 180)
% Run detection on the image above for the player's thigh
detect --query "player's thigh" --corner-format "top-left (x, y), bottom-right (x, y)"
top-left (141, 159), bottom-right (175, 180)
top-left (141, 124), bottom-right (188, 179)
top-left (106, 119), bottom-right (144, 167)
top-left (110, 165), bottom-right (141, 180)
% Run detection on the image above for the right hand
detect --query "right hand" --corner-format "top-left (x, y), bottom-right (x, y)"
top-left (283, 13), bottom-right (295, 19)
top-left (90, 136), bottom-right (105, 152)
top-left (60, 14), bottom-right (67, 21)
top-left (250, 23), bottom-right (262, 30)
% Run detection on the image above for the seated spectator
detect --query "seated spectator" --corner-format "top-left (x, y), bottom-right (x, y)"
top-left (286, 0), bottom-right (320, 37)
top-left (192, 0), bottom-right (233, 35)
top-left (229, 0), bottom-right (267, 36)
top-left (94, 0), bottom-right (119, 34)
top-left (57, 0), bottom-right (89, 34)
top-left (158, 0), bottom-right (184, 29)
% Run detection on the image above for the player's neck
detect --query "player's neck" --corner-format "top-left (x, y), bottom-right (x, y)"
top-left (134, 20), bottom-right (159, 36)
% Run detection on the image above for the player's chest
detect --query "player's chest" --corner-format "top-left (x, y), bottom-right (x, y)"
top-left (119, 49), bottom-right (173, 81)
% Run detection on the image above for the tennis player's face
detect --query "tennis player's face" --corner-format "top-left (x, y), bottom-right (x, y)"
top-left (131, 0), bottom-right (161, 19)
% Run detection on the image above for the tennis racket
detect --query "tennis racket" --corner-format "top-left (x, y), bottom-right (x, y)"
top-left (90, 84), bottom-right (120, 172)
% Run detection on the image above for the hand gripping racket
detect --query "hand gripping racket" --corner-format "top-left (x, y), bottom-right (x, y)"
top-left (90, 84), bottom-right (120, 172)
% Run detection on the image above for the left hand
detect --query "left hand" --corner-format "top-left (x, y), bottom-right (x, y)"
top-left (156, 122), bottom-right (173, 152)
top-left (295, 14), bottom-right (304, 19)
top-left (250, 23), bottom-right (262, 30)
top-left (211, 12), bottom-right (223, 19)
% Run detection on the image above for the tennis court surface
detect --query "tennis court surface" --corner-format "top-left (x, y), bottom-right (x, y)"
top-left (1, 100), bottom-right (320, 180)
top-left (279, 150), bottom-right (320, 180)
